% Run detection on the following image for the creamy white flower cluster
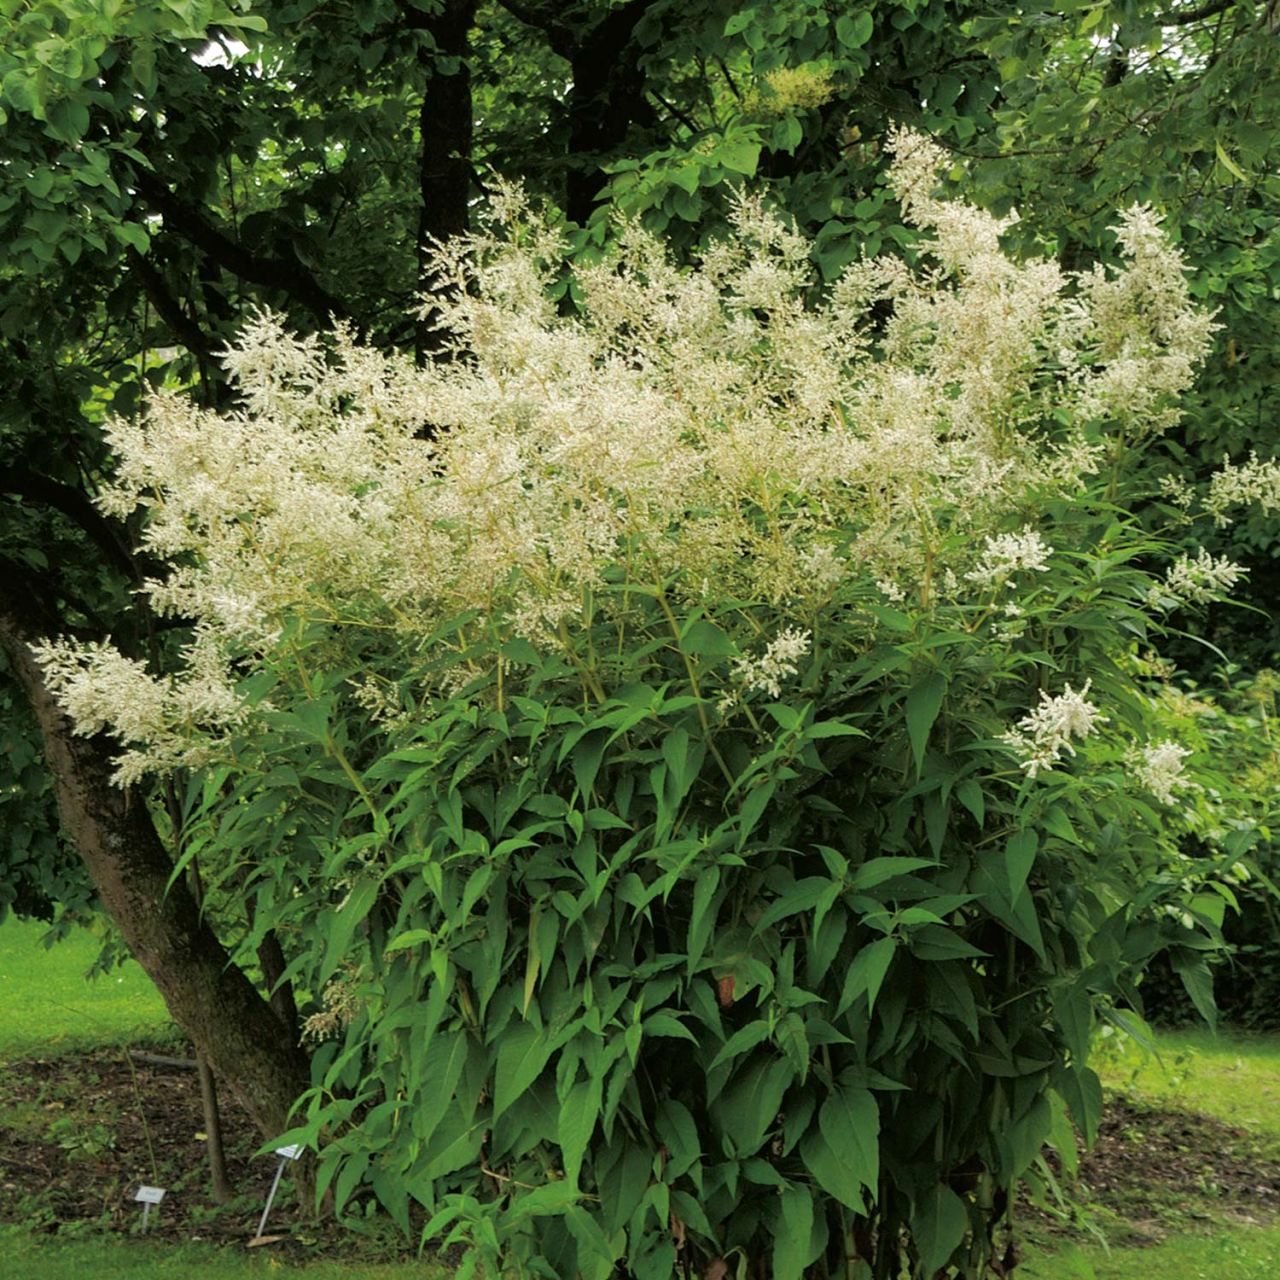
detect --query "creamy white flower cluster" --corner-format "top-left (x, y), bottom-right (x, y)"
top-left (1002, 681), bottom-right (1107, 778)
top-left (965, 527), bottom-right (1053, 586)
top-left (730, 628), bottom-right (811, 700)
top-left (33, 632), bottom-right (241, 785)
top-left (34, 132), bottom-right (1213, 782)
top-left (1160, 547), bottom-right (1246, 606)
top-left (1130, 740), bottom-right (1192, 805)
top-left (1205, 453), bottom-right (1280, 527)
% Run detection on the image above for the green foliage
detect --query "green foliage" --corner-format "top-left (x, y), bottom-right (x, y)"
top-left (182, 520), bottom-right (1235, 1276)
top-left (2, 2), bottom-right (1278, 1276)
top-left (1130, 667), bottom-right (1280, 1029)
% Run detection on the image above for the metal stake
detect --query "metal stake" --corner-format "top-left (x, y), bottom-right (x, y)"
top-left (254, 1157), bottom-right (287, 1239)
top-left (254, 1144), bottom-right (302, 1241)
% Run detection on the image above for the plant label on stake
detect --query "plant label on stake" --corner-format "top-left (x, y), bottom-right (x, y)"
top-left (134, 1185), bottom-right (166, 1232)
top-left (253, 1144), bottom-right (303, 1241)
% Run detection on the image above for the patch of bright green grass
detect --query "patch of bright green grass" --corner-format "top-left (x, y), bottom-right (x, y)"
top-left (1020, 1222), bottom-right (1280, 1279)
top-left (0, 1231), bottom-right (446, 1279)
top-left (0, 917), bottom-right (171, 1059)
top-left (1095, 1026), bottom-right (1280, 1153)
top-left (1024, 1027), bottom-right (1280, 1278)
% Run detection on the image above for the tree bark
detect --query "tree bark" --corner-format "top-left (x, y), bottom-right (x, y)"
top-left (0, 586), bottom-right (311, 1145)
top-left (565, 0), bottom-right (661, 226)
top-left (406, 0), bottom-right (477, 361)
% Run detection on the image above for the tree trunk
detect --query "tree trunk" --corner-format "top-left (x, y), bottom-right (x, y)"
top-left (411, 0), bottom-right (477, 362)
top-left (0, 588), bottom-right (311, 1145)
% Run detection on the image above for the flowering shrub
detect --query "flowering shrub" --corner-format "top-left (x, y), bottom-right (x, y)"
top-left (37, 132), bottom-right (1263, 1277)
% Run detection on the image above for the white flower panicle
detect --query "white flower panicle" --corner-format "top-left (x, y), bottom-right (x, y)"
top-left (965, 527), bottom-right (1053, 586)
top-left (1161, 547), bottom-right (1246, 605)
top-left (731, 628), bottom-right (812, 699)
top-left (1131, 740), bottom-right (1192, 805)
top-left (32, 632), bottom-right (241, 785)
top-left (31, 132), bottom-right (1214, 782)
top-left (1002, 681), bottom-right (1107, 778)
top-left (1205, 453), bottom-right (1280, 527)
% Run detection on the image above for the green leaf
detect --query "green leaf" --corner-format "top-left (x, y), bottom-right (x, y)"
top-left (46, 98), bottom-right (89, 142)
top-left (320, 876), bottom-right (379, 982)
top-left (2, 69), bottom-right (40, 115)
top-left (799, 1086), bottom-right (879, 1210)
top-left (682, 617), bottom-right (736, 657)
top-left (411, 1031), bottom-right (469, 1148)
top-left (905, 672), bottom-right (946, 773)
top-left (719, 138), bottom-right (762, 177)
top-left (686, 865), bottom-right (719, 974)
top-left (559, 1075), bottom-right (601, 1187)
top-left (836, 936), bottom-right (896, 1016)
top-left (955, 778), bottom-right (984, 826)
top-left (1055, 1064), bottom-right (1104, 1147)
top-left (717, 1057), bottom-right (792, 1154)
top-left (836, 11), bottom-right (874, 49)
top-left (709, 1019), bottom-right (771, 1069)
top-left (773, 1184), bottom-right (814, 1280)
top-left (643, 1011), bottom-right (698, 1043)
top-left (1003, 829), bottom-right (1037, 904)
top-left (493, 1021), bottom-right (554, 1121)
top-left (1172, 950), bottom-right (1217, 1028)
top-left (113, 222), bottom-right (150, 255)
top-left (655, 1097), bottom-right (701, 1177)
top-left (849, 856), bottom-right (937, 891)
top-left (1000, 1094), bottom-right (1052, 1181)
top-left (912, 1184), bottom-right (968, 1275)
top-left (1215, 138), bottom-right (1247, 182)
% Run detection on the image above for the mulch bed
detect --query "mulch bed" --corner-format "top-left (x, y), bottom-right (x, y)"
top-left (1074, 1096), bottom-right (1280, 1229)
top-left (0, 1046), bottom-right (328, 1248)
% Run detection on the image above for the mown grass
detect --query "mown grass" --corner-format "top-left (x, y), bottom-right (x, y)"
top-left (1021, 1022), bottom-right (1280, 1278)
top-left (1020, 1223), bottom-right (1280, 1280)
top-left (0, 1230), bottom-right (445, 1279)
top-left (0, 917), bottom-right (172, 1059)
top-left (1094, 1025), bottom-right (1280, 1153)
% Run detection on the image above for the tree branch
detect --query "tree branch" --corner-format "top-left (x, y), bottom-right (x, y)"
top-left (0, 585), bottom-right (312, 1147)
top-left (0, 466), bottom-right (139, 582)
top-left (564, 0), bottom-right (662, 224)
top-left (1156, 0), bottom-right (1242, 25)
top-left (495, 0), bottom-right (574, 59)
top-left (399, 0), bottom-right (477, 361)
top-left (132, 170), bottom-right (351, 325)
top-left (126, 245), bottom-right (218, 359)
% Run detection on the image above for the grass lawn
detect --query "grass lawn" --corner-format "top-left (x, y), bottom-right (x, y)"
top-left (1020, 1224), bottom-right (1280, 1280)
top-left (0, 1231), bottom-right (445, 1278)
top-left (0, 917), bottom-right (172, 1059)
top-left (1020, 1022), bottom-right (1280, 1279)
top-left (1094, 1026), bottom-right (1280, 1154)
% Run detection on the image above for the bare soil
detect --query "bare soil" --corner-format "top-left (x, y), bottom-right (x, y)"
top-left (0, 1045), bottom-right (371, 1257)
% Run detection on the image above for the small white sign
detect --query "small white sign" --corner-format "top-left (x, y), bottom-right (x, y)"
top-left (274, 1144), bottom-right (303, 1161)
top-left (134, 1186), bottom-right (167, 1204)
